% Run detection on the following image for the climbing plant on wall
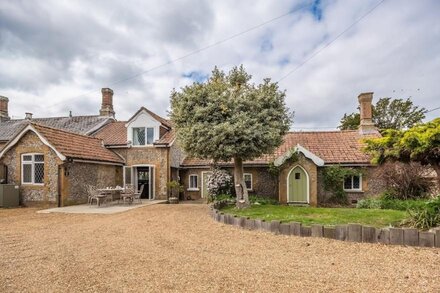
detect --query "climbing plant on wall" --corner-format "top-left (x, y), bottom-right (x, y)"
top-left (323, 165), bottom-right (363, 204)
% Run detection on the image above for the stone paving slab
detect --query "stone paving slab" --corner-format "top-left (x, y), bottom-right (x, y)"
top-left (37, 200), bottom-right (167, 214)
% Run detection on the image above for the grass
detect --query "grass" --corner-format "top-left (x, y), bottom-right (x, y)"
top-left (221, 205), bottom-right (407, 228)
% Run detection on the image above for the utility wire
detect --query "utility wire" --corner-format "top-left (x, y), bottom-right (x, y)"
top-left (425, 106), bottom-right (440, 113)
top-left (277, 0), bottom-right (386, 82)
top-left (46, 3), bottom-right (311, 109)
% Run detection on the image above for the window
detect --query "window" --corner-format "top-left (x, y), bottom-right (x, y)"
top-left (244, 173), bottom-right (253, 190)
top-left (133, 127), bottom-right (145, 145)
top-left (132, 127), bottom-right (155, 145)
top-left (124, 166), bottom-right (132, 186)
top-left (21, 154), bottom-right (44, 185)
top-left (189, 175), bottom-right (198, 190)
top-left (344, 175), bottom-right (362, 191)
top-left (295, 172), bottom-right (301, 180)
top-left (146, 127), bottom-right (154, 145)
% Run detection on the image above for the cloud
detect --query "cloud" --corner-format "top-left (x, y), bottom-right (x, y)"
top-left (0, 0), bottom-right (439, 128)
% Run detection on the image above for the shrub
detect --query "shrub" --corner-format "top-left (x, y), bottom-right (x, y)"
top-left (357, 196), bottom-right (429, 211)
top-left (207, 168), bottom-right (233, 201)
top-left (403, 196), bottom-right (440, 230)
top-left (356, 198), bottom-right (382, 209)
top-left (215, 194), bottom-right (235, 203)
top-left (249, 195), bottom-right (278, 205)
top-left (371, 162), bottom-right (432, 200)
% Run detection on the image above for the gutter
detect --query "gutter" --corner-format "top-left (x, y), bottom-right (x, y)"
top-left (71, 158), bottom-right (124, 166)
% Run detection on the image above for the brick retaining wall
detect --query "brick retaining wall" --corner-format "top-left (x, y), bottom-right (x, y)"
top-left (210, 202), bottom-right (440, 248)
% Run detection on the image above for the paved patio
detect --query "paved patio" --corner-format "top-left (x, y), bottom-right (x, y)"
top-left (37, 200), bottom-right (167, 214)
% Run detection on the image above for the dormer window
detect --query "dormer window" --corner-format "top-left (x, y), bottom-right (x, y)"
top-left (132, 127), bottom-right (155, 146)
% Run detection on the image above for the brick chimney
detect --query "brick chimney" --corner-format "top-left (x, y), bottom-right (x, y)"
top-left (358, 92), bottom-right (378, 135)
top-left (99, 88), bottom-right (115, 117)
top-left (0, 96), bottom-right (10, 121)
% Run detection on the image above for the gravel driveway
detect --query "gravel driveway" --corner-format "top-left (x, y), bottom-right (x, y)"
top-left (1, 204), bottom-right (439, 292)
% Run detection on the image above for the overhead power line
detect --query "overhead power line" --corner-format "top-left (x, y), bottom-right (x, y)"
top-left (46, 3), bottom-right (312, 109)
top-left (425, 106), bottom-right (440, 113)
top-left (277, 0), bottom-right (386, 82)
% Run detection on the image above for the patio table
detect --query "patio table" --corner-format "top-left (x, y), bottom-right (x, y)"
top-left (97, 187), bottom-right (124, 203)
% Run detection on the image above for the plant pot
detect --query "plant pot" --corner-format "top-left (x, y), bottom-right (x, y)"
top-left (169, 197), bottom-right (179, 204)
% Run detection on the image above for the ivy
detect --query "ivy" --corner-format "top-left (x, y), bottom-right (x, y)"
top-left (323, 165), bottom-right (363, 204)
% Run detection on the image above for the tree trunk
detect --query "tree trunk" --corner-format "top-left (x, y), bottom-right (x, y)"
top-left (234, 157), bottom-right (250, 208)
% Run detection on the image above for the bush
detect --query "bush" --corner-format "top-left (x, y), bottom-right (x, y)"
top-left (249, 195), bottom-right (278, 205)
top-left (207, 168), bottom-right (233, 201)
top-left (371, 162), bottom-right (432, 199)
top-left (356, 198), bottom-right (382, 209)
top-left (357, 196), bottom-right (429, 211)
top-left (214, 194), bottom-right (235, 203)
top-left (403, 196), bottom-right (440, 230)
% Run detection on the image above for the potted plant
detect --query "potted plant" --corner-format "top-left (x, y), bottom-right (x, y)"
top-left (167, 180), bottom-right (183, 204)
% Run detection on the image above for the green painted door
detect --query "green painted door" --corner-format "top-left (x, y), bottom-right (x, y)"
top-left (288, 166), bottom-right (308, 203)
top-left (202, 172), bottom-right (213, 198)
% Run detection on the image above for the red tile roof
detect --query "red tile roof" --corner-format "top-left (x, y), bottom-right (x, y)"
top-left (94, 121), bottom-right (175, 147)
top-left (31, 123), bottom-right (124, 164)
top-left (154, 129), bottom-right (175, 145)
top-left (93, 121), bottom-right (127, 146)
top-left (181, 130), bottom-right (379, 167)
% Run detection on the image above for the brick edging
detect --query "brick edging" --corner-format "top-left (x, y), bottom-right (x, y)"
top-left (209, 202), bottom-right (440, 248)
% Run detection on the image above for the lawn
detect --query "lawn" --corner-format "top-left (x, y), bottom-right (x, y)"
top-left (221, 205), bottom-right (407, 227)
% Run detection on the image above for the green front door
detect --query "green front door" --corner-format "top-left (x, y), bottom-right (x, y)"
top-left (288, 166), bottom-right (308, 203)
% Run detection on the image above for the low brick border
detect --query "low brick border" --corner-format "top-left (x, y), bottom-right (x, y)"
top-left (210, 202), bottom-right (440, 248)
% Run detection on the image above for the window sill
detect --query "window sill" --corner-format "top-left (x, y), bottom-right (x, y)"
top-left (21, 183), bottom-right (44, 186)
top-left (344, 189), bottom-right (363, 193)
top-left (131, 144), bottom-right (155, 148)
top-left (187, 188), bottom-right (200, 191)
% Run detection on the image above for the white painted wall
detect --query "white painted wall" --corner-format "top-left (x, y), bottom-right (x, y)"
top-left (126, 110), bottom-right (161, 146)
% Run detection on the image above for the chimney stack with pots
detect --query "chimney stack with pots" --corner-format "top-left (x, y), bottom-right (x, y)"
top-left (358, 92), bottom-right (378, 135)
top-left (0, 96), bottom-right (10, 121)
top-left (99, 88), bottom-right (115, 118)
top-left (25, 112), bottom-right (33, 120)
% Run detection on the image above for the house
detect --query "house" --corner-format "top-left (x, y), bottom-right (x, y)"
top-left (0, 88), bottom-right (381, 207)
top-left (0, 88), bottom-right (180, 206)
top-left (179, 92), bottom-right (381, 205)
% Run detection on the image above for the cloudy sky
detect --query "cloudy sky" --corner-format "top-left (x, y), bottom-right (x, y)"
top-left (0, 0), bottom-right (439, 129)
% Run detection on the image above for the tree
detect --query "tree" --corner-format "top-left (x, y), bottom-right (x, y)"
top-left (170, 66), bottom-right (292, 207)
top-left (363, 118), bottom-right (440, 187)
top-left (338, 97), bottom-right (426, 130)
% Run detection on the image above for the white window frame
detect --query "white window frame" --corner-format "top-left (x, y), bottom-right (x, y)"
top-left (146, 127), bottom-right (155, 145)
top-left (131, 127), bottom-right (155, 146)
top-left (343, 174), bottom-right (362, 192)
top-left (123, 166), bottom-right (133, 187)
top-left (188, 174), bottom-right (199, 191)
top-left (132, 127), bottom-right (146, 146)
top-left (21, 153), bottom-right (44, 185)
top-left (243, 173), bottom-right (253, 191)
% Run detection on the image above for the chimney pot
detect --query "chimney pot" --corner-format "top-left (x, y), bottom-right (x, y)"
top-left (100, 88), bottom-right (115, 118)
top-left (25, 112), bottom-right (33, 120)
top-left (0, 96), bottom-right (10, 121)
top-left (357, 92), bottom-right (378, 135)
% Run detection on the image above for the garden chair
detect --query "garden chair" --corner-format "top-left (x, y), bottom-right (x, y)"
top-left (133, 184), bottom-right (144, 204)
top-left (87, 185), bottom-right (99, 205)
top-left (87, 185), bottom-right (107, 206)
top-left (120, 184), bottom-right (134, 204)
